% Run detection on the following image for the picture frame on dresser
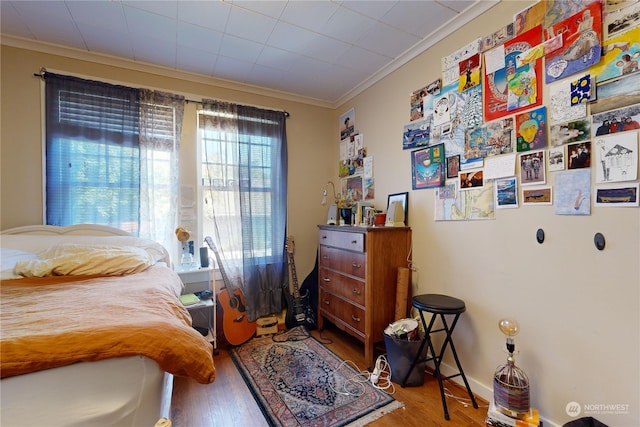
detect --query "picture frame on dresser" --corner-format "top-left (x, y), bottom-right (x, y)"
top-left (387, 192), bottom-right (408, 226)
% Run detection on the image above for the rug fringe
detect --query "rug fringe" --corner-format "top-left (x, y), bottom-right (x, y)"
top-left (345, 400), bottom-right (405, 427)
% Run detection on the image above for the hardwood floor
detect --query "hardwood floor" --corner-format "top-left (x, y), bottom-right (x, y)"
top-left (171, 326), bottom-right (489, 426)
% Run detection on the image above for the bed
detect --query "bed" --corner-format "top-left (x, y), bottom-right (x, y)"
top-left (0, 224), bottom-right (216, 426)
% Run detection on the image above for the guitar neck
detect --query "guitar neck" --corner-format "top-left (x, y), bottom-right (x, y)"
top-left (287, 252), bottom-right (300, 298)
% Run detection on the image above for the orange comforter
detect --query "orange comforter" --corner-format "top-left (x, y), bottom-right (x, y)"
top-left (0, 265), bottom-right (215, 384)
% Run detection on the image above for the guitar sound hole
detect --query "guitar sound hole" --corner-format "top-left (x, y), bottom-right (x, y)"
top-left (229, 296), bottom-right (238, 310)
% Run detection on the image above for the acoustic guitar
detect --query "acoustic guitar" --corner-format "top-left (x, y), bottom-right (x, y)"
top-left (284, 237), bottom-right (317, 330)
top-left (217, 287), bottom-right (256, 346)
top-left (204, 236), bottom-right (256, 346)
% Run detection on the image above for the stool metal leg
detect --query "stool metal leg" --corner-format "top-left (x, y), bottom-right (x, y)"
top-left (400, 309), bottom-right (436, 387)
top-left (438, 314), bottom-right (478, 410)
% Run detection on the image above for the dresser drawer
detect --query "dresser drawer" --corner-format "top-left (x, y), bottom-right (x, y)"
top-left (319, 289), bottom-right (365, 335)
top-left (319, 246), bottom-right (366, 278)
top-left (319, 267), bottom-right (365, 307)
top-left (318, 229), bottom-right (364, 252)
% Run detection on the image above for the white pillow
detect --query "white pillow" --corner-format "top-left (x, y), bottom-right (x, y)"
top-left (14, 244), bottom-right (154, 277)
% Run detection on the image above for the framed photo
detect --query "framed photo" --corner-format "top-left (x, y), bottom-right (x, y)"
top-left (387, 192), bottom-right (409, 225)
top-left (522, 186), bottom-right (553, 205)
top-left (446, 155), bottom-right (460, 179)
top-left (411, 143), bottom-right (445, 189)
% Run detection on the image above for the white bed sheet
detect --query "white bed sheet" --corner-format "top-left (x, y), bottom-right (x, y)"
top-left (0, 227), bottom-right (177, 426)
top-left (0, 356), bottom-right (171, 427)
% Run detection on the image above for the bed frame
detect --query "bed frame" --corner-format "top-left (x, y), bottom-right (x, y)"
top-left (1, 224), bottom-right (173, 424)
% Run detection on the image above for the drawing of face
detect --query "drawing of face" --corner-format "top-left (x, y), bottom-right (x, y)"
top-left (519, 119), bottom-right (539, 143)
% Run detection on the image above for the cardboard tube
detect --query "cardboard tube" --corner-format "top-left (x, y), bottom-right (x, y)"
top-left (395, 267), bottom-right (411, 321)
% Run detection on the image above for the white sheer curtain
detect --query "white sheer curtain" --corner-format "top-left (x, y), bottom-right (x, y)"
top-left (139, 90), bottom-right (185, 258)
top-left (200, 100), bottom-right (288, 321)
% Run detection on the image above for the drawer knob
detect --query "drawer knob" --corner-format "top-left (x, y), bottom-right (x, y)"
top-left (323, 300), bottom-right (330, 305)
top-left (322, 255), bottom-right (329, 259)
top-left (323, 277), bottom-right (331, 282)
top-left (351, 315), bottom-right (361, 322)
top-left (352, 289), bottom-right (360, 295)
top-left (322, 235), bottom-right (327, 239)
top-left (352, 263), bottom-right (361, 268)
top-left (351, 240), bottom-right (357, 244)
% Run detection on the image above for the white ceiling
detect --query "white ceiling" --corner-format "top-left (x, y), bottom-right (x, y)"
top-left (1, 0), bottom-right (496, 106)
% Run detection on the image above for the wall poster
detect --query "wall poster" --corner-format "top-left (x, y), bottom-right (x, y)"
top-left (484, 26), bottom-right (543, 122)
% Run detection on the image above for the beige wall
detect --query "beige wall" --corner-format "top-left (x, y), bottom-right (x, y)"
top-left (2, 2), bottom-right (640, 425)
top-left (336, 2), bottom-right (639, 426)
top-left (0, 44), bottom-right (334, 280)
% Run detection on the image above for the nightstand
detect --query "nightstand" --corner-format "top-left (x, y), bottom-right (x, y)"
top-left (176, 267), bottom-right (217, 353)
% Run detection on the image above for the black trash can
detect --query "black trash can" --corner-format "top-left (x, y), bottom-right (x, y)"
top-left (383, 329), bottom-right (428, 387)
top-left (563, 417), bottom-right (608, 427)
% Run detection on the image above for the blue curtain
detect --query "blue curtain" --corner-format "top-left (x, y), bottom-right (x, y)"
top-left (45, 73), bottom-right (141, 232)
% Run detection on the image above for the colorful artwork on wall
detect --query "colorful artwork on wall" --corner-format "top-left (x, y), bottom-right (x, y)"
top-left (548, 80), bottom-right (587, 124)
top-left (484, 26), bottom-right (543, 122)
top-left (515, 106), bottom-right (547, 152)
top-left (431, 82), bottom-right (483, 170)
top-left (403, 117), bottom-right (431, 150)
top-left (411, 144), bottom-right (445, 190)
top-left (544, 2), bottom-right (603, 84)
top-left (570, 74), bottom-right (592, 105)
top-left (591, 26), bottom-right (640, 84)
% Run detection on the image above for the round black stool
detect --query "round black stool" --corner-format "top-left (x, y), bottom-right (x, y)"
top-left (401, 294), bottom-right (478, 420)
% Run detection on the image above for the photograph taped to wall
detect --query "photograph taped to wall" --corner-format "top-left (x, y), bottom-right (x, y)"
top-left (595, 183), bottom-right (639, 207)
top-left (446, 155), bottom-right (460, 179)
top-left (520, 150), bottom-right (546, 185)
top-left (593, 132), bottom-right (638, 183)
top-left (495, 177), bottom-right (518, 209)
top-left (591, 73), bottom-right (640, 115)
top-left (567, 141), bottom-right (591, 170)
top-left (550, 118), bottom-right (590, 146)
top-left (341, 174), bottom-right (363, 202)
top-left (591, 103), bottom-right (640, 137)
top-left (403, 118), bottom-right (431, 150)
top-left (604, 1), bottom-right (640, 38)
top-left (340, 108), bottom-right (355, 140)
top-left (459, 169), bottom-right (484, 190)
top-left (522, 186), bottom-right (553, 205)
top-left (548, 145), bottom-right (566, 172)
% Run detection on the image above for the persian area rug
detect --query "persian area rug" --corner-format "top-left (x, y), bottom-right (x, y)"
top-left (229, 326), bottom-right (403, 427)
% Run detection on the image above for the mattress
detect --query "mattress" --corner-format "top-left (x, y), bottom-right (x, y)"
top-left (0, 356), bottom-right (171, 427)
top-left (0, 225), bottom-right (215, 426)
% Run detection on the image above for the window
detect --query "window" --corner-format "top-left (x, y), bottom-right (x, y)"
top-left (199, 112), bottom-right (277, 260)
top-left (44, 73), bottom-right (184, 252)
top-left (45, 74), bottom-right (141, 233)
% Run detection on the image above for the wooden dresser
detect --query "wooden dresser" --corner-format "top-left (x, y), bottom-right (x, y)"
top-left (317, 225), bottom-right (411, 368)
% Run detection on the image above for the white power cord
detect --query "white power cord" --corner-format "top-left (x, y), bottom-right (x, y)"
top-left (365, 355), bottom-right (395, 393)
